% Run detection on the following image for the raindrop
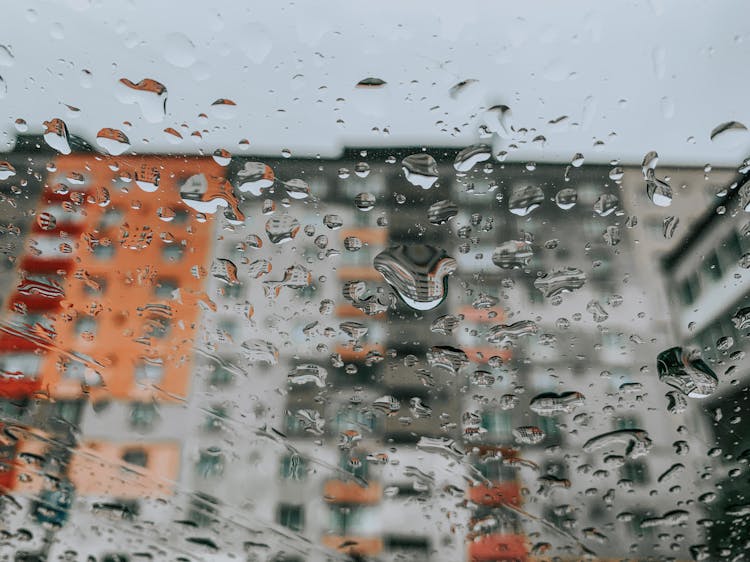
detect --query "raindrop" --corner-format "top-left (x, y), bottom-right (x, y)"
top-left (0, 161), bottom-right (16, 181)
top-left (210, 98), bottom-right (237, 120)
top-left (534, 267), bottom-right (586, 298)
top-left (529, 392), bottom-right (585, 416)
top-left (283, 178), bottom-right (310, 200)
top-left (373, 245), bottom-right (457, 311)
top-left (513, 426), bottom-right (546, 445)
top-left (265, 215), bottom-right (300, 244)
top-left (593, 193), bottom-right (619, 216)
top-left (492, 240), bottom-right (533, 269)
top-left (583, 429), bottom-right (653, 459)
top-left (323, 214), bottom-right (343, 230)
top-left (43, 118), bottom-right (71, 154)
top-left (571, 153), bottom-right (584, 167)
top-left (356, 77), bottom-right (386, 89)
top-left (117, 78), bottom-right (168, 123)
top-left (710, 120), bottom-right (748, 145)
top-left (212, 148), bottom-right (231, 167)
top-left (663, 216), bottom-right (679, 239)
top-left (555, 188), bottom-right (578, 210)
top-left (236, 162), bottom-right (275, 195)
top-left (95, 128), bottom-right (131, 155)
top-left (427, 200), bottom-right (458, 225)
top-left (656, 347), bottom-right (718, 398)
top-left (509, 185), bottom-right (544, 216)
top-left (454, 144), bottom-right (491, 172)
top-left (354, 192), bottom-right (376, 211)
top-left (402, 153), bottom-right (439, 189)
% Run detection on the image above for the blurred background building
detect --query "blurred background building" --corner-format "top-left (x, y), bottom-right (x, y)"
top-left (0, 136), bottom-right (745, 562)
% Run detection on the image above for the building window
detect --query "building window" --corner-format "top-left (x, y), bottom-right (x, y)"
top-left (129, 402), bottom-right (158, 430)
top-left (277, 504), bottom-right (304, 532)
top-left (154, 278), bottom-right (178, 298)
top-left (135, 362), bottom-right (164, 383)
top-left (208, 364), bottom-right (233, 386)
top-left (196, 448), bottom-right (225, 478)
top-left (481, 410), bottom-right (512, 440)
top-left (615, 415), bottom-right (640, 431)
top-left (74, 315), bottom-right (97, 337)
top-left (92, 244), bottom-right (115, 260)
top-left (340, 451), bottom-right (368, 480)
top-left (122, 447), bottom-right (148, 468)
top-left (204, 405), bottom-right (227, 432)
top-left (722, 229), bottom-right (744, 262)
top-left (280, 453), bottom-right (307, 481)
top-left (679, 277), bottom-right (695, 305)
top-left (161, 244), bottom-right (184, 262)
top-left (621, 460), bottom-right (649, 485)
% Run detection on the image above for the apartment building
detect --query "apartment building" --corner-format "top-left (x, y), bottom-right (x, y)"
top-left (661, 165), bottom-right (750, 560)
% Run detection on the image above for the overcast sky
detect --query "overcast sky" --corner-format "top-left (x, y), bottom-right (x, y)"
top-left (1, 0), bottom-right (749, 166)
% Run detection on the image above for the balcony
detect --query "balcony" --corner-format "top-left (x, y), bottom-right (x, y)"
top-left (467, 481), bottom-right (521, 507)
top-left (321, 535), bottom-right (383, 556)
top-left (334, 344), bottom-right (384, 363)
top-left (468, 534), bottom-right (527, 561)
top-left (323, 479), bottom-right (382, 505)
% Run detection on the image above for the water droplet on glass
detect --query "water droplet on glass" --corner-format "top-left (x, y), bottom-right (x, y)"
top-left (571, 153), bottom-right (584, 167)
top-left (430, 314), bottom-right (461, 336)
top-left (43, 118), bottom-right (71, 154)
top-left (323, 214), bottom-right (343, 230)
top-left (354, 192), bottom-right (376, 211)
top-left (288, 364), bottom-right (327, 387)
top-left (283, 178), bottom-right (311, 200)
top-left (513, 426), bottom-right (546, 445)
top-left (265, 215), bottom-right (300, 244)
top-left (236, 162), bottom-right (275, 195)
top-left (374, 245), bottom-right (457, 311)
top-left (710, 120), bottom-right (748, 146)
top-left (509, 185), bottom-right (544, 216)
top-left (453, 144), bottom-right (491, 172)
top-left (529, 392), bottom-right (585, 416)
top-left (212, 148), bottom-right (232, 167)
top-left (555, 188), bottom-right (578, 210)
top-left (210, 98), bottom-right (237, 120)
top-left (534, 267), bottom-right (586, 298)
top-left (663, 215), bottom-right (679, 239)
top-left (656, 347), bottom-right (718, 398)
top-left (583, 429), bottom-right (653, 459)
top-left (402, 153), bottom-right (439, 190)
top-left (593, 193), bottom-right (619, 216)
top-left (356, 77), bottom-right (386, 89)
top-left (117, 78), bottom-right (168, 123)
top-left (95, 128), bottom-right (131, 155)
top-left (0, 161), bottom-right (16, 181)
top-left (427, 200), bottom-right (458, 225)
top-left (492, 240), bottom-right (533, 269)
top-left (645, 172), bottom-right (673, 207)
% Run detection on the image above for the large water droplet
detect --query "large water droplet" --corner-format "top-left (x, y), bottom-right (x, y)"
top-left (710, 120), bottom-right (748, 146)
top-left (656, 347), bottom-right (718, 398)
top-left (402, 153), bottom-right (439, 189)
top-left (534, 267), bottom-right (586, 298)
top-left (492, 240), bottom-right (533, 269)
top-left (95, 128), bottom-right (131, 156)
top-left (265, 215), bottom-right (300, 244)
top-left (509, 185), bottom-right (544, 216)
top-left (529, 392), bottom-right (585, 416)
top-left (236, 162), bottom-right (275, 195)
top-left (453, 144), bottom-right (491, 172)
top-left (583, 429), bottom-right (653, 459)
top-left (43, 118), bottom-right (71, 154)
top-left (427, 200), bottom-right (458, 225)
top-left (117, 78), bottom-right (168, 123)
top-left (373, 245), bottom-right (457, 311)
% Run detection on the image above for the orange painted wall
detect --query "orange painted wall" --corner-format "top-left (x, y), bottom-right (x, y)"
top-left (28, 155), bottom-right (222, 402)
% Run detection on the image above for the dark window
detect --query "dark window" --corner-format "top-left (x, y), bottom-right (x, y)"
top-left (280, 453), bottom-right (307, 480)
top-left (122, 447), bottom-right (148, 468)
top-left (277, 504), bottom-right (304, 532)
top-left (621, 460), bottom-right (649, 484)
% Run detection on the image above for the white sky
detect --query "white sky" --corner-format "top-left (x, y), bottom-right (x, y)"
top-left (1, 0), bottom-right (750, 166)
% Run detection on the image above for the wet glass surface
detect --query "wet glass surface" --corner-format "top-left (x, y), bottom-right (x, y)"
top-left (1, 2), bottom-right (750, 562)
